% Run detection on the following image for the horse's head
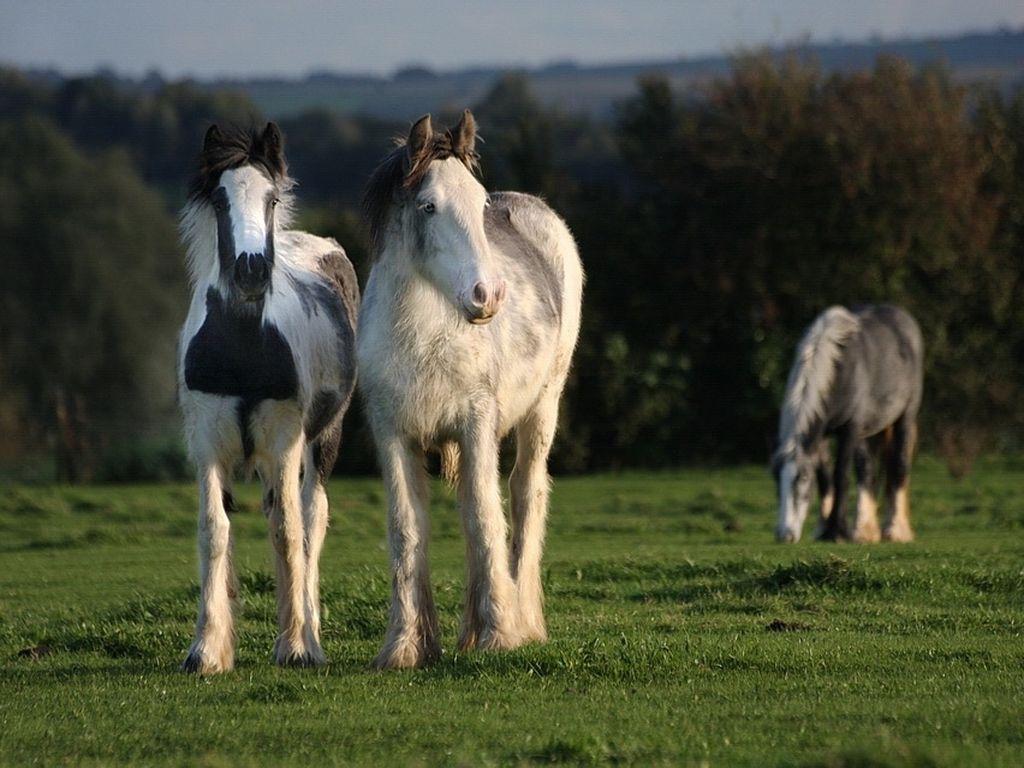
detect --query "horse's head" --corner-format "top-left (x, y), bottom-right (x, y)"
top-left (772, 444), bottom-right (814, 543)
top-left (366, 110), bottom-right (506, 325)
top-left (190, 122), bottom-right (290, 305)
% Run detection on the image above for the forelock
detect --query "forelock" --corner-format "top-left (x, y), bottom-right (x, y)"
top-left (362, 125), bottom-right (481, 257)
top-left (189, 125), bottom-right (288, 200)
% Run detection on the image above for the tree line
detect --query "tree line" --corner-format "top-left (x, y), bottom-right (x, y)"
top-left (0, 55), bottom-right (1021, 481)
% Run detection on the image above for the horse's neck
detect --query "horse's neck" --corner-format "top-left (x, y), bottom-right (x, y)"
top-left (371, 250), bottom-right (441, 319)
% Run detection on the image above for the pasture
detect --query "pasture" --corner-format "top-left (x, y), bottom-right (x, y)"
top-left (1, 460), bottom-right (1022, 766)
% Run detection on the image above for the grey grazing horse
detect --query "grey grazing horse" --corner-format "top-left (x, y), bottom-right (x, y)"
top-left (178, 123), bottom-right (359, 673)
top-left (358, 111), bottom-right (584, 668)
top-left (773, 304), bottom-right (923, 543)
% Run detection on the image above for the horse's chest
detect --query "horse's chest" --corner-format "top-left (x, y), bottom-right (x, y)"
top-left (184, 290), bottom-right (298, 403)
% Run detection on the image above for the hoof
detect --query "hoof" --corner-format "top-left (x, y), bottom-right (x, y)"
top-left (517, 617), bottom-right (548, 644)
top-left (274, 636), bottom-right (327, 668)
top-left (372, 636), bottom-right (440, 670)
top-left (181, 647), bottom-right (233, 675)
top-left (816, 529), bottom-right (850, 543)
top-left (852, 524), bottom-right (881, 544)
top-left (882, 525), bottom-right (915, 543)
top-left (464, 624), bottom-right (525, 653)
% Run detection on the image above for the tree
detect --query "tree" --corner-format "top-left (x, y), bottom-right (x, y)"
top-left (0, 116), bottom-right (185, 480)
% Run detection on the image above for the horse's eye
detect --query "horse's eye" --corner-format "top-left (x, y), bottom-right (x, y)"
top-left (271, 197), bottom-right (280, 207)
top-left (420, 202), bottom-right (436, 214)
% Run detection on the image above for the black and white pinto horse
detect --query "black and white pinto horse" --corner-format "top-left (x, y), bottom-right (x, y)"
top-left (178, 124), bottom-right (359, 673)
top-left (358, 111), bottom-right (584, 668)
top-left (773, 305), bottom-right (923, 544)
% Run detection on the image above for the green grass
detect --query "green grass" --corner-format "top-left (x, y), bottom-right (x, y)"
top-left (1, 458), bottom-right (1022, 766)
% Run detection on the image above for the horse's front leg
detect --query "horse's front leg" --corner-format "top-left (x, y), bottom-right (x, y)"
top-left (262, 412), bottom-right (321, 666)
top-left (819, 425), bottom-right (855, 541)
top-left (183, 461), bottom-right (236, 674)
top-left (374, 433), bottom-right (440, 669)
top-left (458, 407), bottom-right (522, 652)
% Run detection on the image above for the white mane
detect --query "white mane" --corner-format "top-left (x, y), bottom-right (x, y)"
top-left (778, 306), bottom-right (860, 455)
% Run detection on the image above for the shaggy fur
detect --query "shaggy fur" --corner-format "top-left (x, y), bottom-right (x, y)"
top-left (363, 112), bottom-right (480, 257)
top-left (357, 111), bottom-right (584, 669)
top-left (177, 123), bottom-right (359, 674)
top-left (773, 304), bottom-right (923, 544)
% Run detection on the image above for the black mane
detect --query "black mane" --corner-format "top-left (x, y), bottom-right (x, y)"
top-left (188, 124), bottom-right (287, 200)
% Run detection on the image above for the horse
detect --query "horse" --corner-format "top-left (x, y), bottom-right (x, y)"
top-left (177, 123), bottom-right (359, 673)
top-left (772, 304), bottom-right (923, 544)
top-left (357, 111), bottom-right (584, 669)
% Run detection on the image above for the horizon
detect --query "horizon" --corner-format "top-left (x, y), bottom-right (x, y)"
top-left (2, 1), bottom-right (1022, 80)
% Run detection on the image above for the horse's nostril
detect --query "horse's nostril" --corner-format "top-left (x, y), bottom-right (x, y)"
top-left (472, 282), bottom-right (489, 307)
top-left (234, 253), bottom-right (270, 295)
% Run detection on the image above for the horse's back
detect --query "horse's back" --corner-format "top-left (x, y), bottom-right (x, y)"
top-left (854, 304), bottom-right (923, 376)
top-left (487, 192), bottom-right (581, 279)
top-left (485, 191), bottom-right (584, 361)
top-left (848, 304), bottom-right (924, 426)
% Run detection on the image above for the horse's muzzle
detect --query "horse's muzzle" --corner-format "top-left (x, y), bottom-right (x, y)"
top-left (462, 279), bottom-right (507, 325)
top-left (234, 252), bottom-right (271, 300)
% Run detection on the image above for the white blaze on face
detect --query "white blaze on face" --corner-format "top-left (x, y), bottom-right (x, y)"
top-left (777, 459), bottom-right (811, 542)
top-left (220, 166), bottom-right (274, 257)
top-left (415, 158), bottom-right (498, 314)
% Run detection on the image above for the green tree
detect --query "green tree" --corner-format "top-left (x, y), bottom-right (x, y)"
top-left (0, 116), bottom-right (185, 480)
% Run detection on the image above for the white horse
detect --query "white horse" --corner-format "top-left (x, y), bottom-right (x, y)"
top-left (177, 123), bottom-right (359, 673)
top-left (358, 111), bottom-right (584, 669)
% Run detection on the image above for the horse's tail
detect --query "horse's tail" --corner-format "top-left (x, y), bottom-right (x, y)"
top-left (439, 441), bottom-right (460, 488)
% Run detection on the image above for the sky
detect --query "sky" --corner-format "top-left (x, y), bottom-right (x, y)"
top-left (2, 0), bottom-right (1022, 78)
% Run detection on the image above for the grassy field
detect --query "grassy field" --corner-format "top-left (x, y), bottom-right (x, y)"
top-left (1, 459), bottom-right (1022, 766)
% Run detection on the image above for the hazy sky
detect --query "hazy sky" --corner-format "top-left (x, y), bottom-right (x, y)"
top-left (2, 1), bottom-right (1022, 78)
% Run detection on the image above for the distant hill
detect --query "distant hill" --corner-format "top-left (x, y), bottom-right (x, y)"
top-left (202, 28), bottom-right (1024, 120)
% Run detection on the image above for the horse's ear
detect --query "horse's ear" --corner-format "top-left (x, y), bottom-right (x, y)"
top-left (203, 124), bottom-right (223, 152)
top-left (452, 109), bottom-right (476, 156)
top-left (260, 122), bottom-right (285, 173)
top-left (407, 114), bottom-right (432, 159)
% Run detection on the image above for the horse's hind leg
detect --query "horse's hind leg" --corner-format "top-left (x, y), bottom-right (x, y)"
top-left (259, 407), bottom-right (318, 666)
top-left (458, 406), bottom-right (522, 653)
top-left (852, 440), bottom-right (881, 543)
top-left (883, 417), bottom-right (916, 542)
top-left (509, 390), bottom-right (559, 643)
top-left (183, 461), bottom-right (236, 674)
top-left (298, 438), bottom-right (335, 666)
top-left (373, 433), bottom-right (440, 669)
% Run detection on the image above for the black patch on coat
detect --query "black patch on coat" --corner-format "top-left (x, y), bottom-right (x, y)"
top-left (305, 391), bottom-right (342, 443)
top-left (318, 250), bottom-right (360, 325)
top-left (296, 249), bottom-right (359, 484)
top-left (222, 489), bottom-right (237, 514)
top-left (184, 289), bottom-right (299, 458)
top-left (312, 428), bottom-right (342, 485)
top-left (211, 187), bottom-right (235, 274)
